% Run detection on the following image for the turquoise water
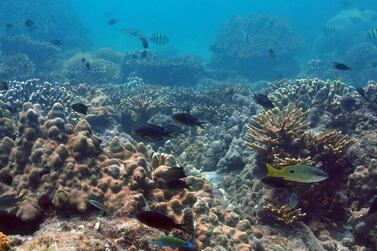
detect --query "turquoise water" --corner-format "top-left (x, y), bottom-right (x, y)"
top-left (71, 0), bottom-right (370, 59)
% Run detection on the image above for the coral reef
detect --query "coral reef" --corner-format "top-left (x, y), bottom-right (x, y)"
top-left (0, 99), bottom-right (264, 250)
top-left (244, 105), bottom-right (355, 167)
top-left (63, 52), bottom-right (120, 85)
top-left (0, 36), bottom-right (60, 65)
top-left (210, 14), bottom-right (301, 80)
top-left (0, 54), bottom-right (36, 81)
top-left (260, 203), bottom-right (306, 225)
top-left (0, 79), bottom-right (75, 114)
top-left (268, 78), bottom-right (361, 129)
top-left (120, 54), bottom-right (205, 86)
top-left (0, 101), bottom-right (17, 140)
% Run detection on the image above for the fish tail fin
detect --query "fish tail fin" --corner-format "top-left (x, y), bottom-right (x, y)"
top-left (17, 191), bottom-right (27, 201)
top-left (177, 223), bottom-right (194, 233)
top-left (265, 163), bottom-right (280, 177)
top-left (198, 121), bottom-right (209, 129)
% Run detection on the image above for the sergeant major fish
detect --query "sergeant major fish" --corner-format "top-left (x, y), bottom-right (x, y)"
top-left (149, 33), bottom-right (169, 45)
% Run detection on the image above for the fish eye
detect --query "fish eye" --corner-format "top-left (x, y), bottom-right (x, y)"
top-left (289, 170), bottom-right (295, 174)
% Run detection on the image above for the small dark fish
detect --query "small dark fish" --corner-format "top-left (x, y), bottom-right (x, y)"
top-left (0, 173), bottom-right (13, 185)
top-left (24, 19), bottom-right (35, 28)
top-left (49, 39), bottom-right (63, 47)
top-left (210, 44), bottom-right (225, 54)
top-left (261, 176), bottom-right (292, 189)
top-left (172, 113), bottom-right (208, 129)
top-left (85, 62), bottom-right (91, 70)
top-left (136, 210), bottom-right (190, 231)
top-left (107, 18), bottom-right (118, 26)
top-left (139, 35), bottom-right (149, 49)
top-left (71, 103), bottom-right (89, 115)
top-left (5, 23), bottom-right (13, 29)
top-left (268, 48), bottom-right (276, 58)
top-left (327, 118), bottom-right (349, 130)
top-left (134, 124), bottom-right (171, 141)
top-left (355, 87), bottom-right (365, 98)
top-left (162, 123), bottom-right (185, 136)
top-left (88, 199), bottom-right (108, 214)
top-left (368, 197), bottom-right (377, 215)
top-left (0, 192), bottom-right (26, 210)
top-left (253, 94), bottom-right (275, 109)
top-left (165, 167), bottom-right (186, 180)
top-left (166, 179), bottom-right (191, 190)
top-left (81, 57), bottom-right (86, 63)
top-left (0, 81), bottom-right (8, 91)
top-left (333, 62), bottom-right (351, 71)
top-left (150, 33), bottom-right (169, 45)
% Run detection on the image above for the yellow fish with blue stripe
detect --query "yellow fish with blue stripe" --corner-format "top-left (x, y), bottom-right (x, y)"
top-left (265, 163), bottom-right (329, 183)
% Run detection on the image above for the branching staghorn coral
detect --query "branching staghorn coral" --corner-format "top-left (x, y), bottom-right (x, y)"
top-left (246, 105), bottom-right (355, 222)
top-left (261, 202), bottom-right (306, 225)
top-left (245, 105), bottom-right (355, 167)
top-left (244, 106), bottom-right (309, 164)
top-left (120, 87), bottom-right (173, 123)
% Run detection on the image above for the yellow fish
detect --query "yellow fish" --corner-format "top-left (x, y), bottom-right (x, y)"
top-left (265, 163), bottom-right (329, 183)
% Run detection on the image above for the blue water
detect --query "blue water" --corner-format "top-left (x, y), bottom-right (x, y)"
top-left (1, 0), bottom-right (377, 84)
top-left (71, 0), bottom-right (377, 59)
